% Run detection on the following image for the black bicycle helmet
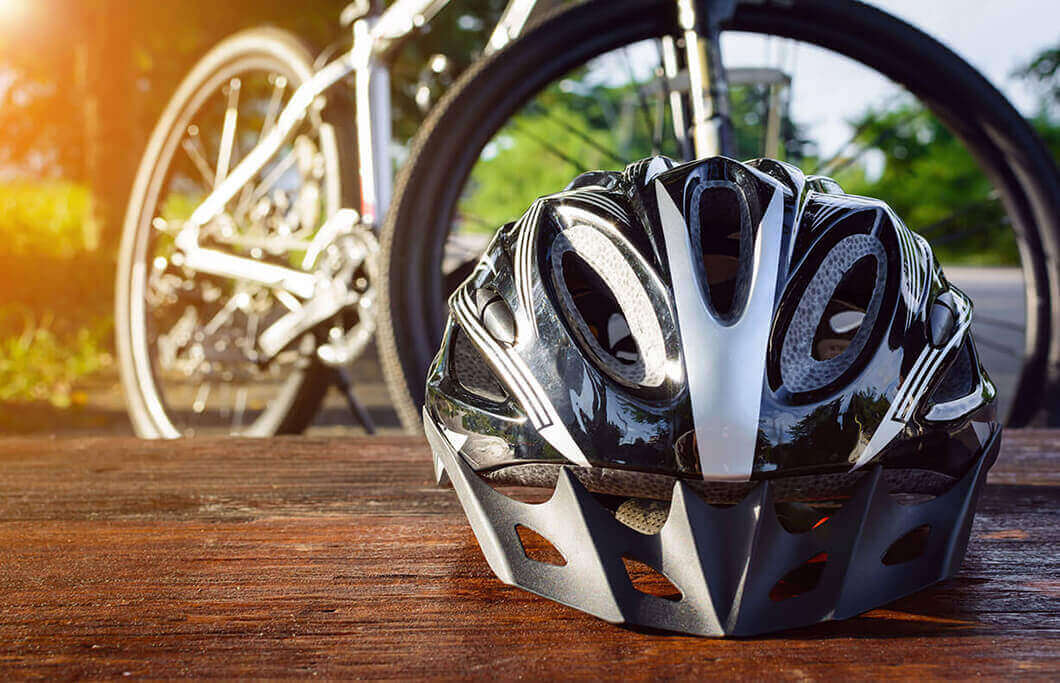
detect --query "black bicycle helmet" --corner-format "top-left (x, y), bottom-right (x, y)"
top-left (423, 155), bottom-right (1000, 636)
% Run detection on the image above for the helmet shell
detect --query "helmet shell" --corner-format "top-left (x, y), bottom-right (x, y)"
top-left (427, 156), bottom-right (996, 488)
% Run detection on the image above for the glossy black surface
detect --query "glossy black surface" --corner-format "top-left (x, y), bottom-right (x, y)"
top-left (426, 156), bottom-right (999, 485)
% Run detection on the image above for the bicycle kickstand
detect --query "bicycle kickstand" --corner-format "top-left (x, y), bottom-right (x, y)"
top-left (332, 366), bottom-right (377, 434)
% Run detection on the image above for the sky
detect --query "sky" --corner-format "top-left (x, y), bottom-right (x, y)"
top-left (721, 0), bottom-right (1060, 158)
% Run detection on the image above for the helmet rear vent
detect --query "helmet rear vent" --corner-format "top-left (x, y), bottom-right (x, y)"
top-left (515, 525), bottom-right (566, 566)
top-left (614, 498), bottom-right (670, 534)
top-left (882, 525), bottom-right (931, 566)
top-left (774, 501), bottom-right (834, 534)
top-left (769, 553), bottom-right (828, 601)
top-left (930, 338), bottom-right (975, 404)
top-left (690, 182), bottom-right (755, 323)
top-left (622, 556), bottom-right (682, 601)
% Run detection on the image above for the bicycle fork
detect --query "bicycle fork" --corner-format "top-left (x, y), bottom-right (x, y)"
top-left (669, 0), bottom-right (738, 160)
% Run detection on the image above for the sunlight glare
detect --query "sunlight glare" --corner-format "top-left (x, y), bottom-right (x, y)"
top-left (0, 0), bottom-right (25, 22)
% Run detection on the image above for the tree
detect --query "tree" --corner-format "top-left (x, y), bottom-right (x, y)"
top-left (829, 43), bottom-right (1060, 266)
top-left (458, 76), bottom-right (813, 232)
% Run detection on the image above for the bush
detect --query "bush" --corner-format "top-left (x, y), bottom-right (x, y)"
top-left (0, 182), bottom-right (113, 407)
top-left (0, 309), bottom-right (112, 406)
top-left (0, 181), bottom-right (100, 258)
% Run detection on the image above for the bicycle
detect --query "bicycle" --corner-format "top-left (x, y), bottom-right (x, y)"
top-left (116, 0), bottom-right (564, 437)
top-left (115, 0), bottom-right (1060, 438)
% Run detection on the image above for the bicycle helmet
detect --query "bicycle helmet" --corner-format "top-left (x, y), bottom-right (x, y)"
top-left (423, 155), bottom-right (1000, 636)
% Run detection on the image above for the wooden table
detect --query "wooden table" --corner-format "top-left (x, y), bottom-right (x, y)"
top-left (1, 431), bottom-right (1057, 678)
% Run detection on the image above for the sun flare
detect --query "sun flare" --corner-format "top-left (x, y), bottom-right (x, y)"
top-left (0, 0), bottom-right (24, 21)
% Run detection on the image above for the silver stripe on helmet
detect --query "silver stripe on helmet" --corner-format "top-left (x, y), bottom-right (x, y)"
top-left (514, 199), bottom-right (545, 336)
top-left (513, 192), bottom-right (629, 342)
top-left (575, 193), bottom-right (629, 222)
top-left (852, 292), bottom-right (972, 469)
top-left (453, 288), bottom-right (547, 424)
top-left (893, 219), bottom-right (929, 328)
top-left (452, 286), bottom-right (591, 468)
top-left (655, 178), bottom-right (786, 482)
top-left (545, 188), bottom-right (629, 224)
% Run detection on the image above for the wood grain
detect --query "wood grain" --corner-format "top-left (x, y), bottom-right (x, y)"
top-left (0, 432), bottom-right (1056, 678)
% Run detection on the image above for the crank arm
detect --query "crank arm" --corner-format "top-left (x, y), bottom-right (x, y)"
top-left (175, 224), bottom-right (317, 299)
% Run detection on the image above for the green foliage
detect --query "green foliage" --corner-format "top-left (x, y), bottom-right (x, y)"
top-left (0, 309), bottom-right (112, 406)
top-left (829, 42), bottom-right (1060, 266)
top-left (0, 183), bottom-right (112, 406)
top-left (831, 102), bottom-right (1020, 265)
top-left (0, 1), bottom-right (505, 180)
top-left (0, 182), bottom-right (98, 257)
top-left (460, 79), bottom-right (649, 230)
top-left (458, 78), bottom-right (811, 232)
top-left (1015, 43), bottom-right (1060, 119)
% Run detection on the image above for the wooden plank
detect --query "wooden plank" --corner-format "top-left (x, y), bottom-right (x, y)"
top-left (989, 429), bottom-right (1060, 485)
top-left (0, 432), bottom-right (1056, 678)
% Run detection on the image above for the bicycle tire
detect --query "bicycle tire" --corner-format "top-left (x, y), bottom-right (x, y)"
top-left (378, 0), bottom-right (1060, 430)
top-left (116, 27), bottom-right (356, 438)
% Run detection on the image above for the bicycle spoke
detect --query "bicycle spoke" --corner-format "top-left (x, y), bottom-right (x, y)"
top-left (182, 125), bottom-right (216, 188)
top-left (509, 120), bottom-right (589, 173)
top-left (527, 103), bottom-right (628, 167)
top-left (193, 383), bottom-right (211, 414)
top-left (251, 148), bottom-right (297, 203)
top-left (126, 37), bottom-right (361, 438)
top-left (816, 93), bottom-right (906, 176)
top-left (215, 78), bottom-right (242, 185)
top-left (916, 196), bottom-right (1000, 236)
top-left (261, 75), bottom-right (288, 137)
top-left (232, 386), bottom-right (248, 433)
top-left (622, 46), bottom-right (660, 155)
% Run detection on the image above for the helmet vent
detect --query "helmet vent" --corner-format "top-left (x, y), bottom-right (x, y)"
top-left (774, 501), bottom-right (834, 534)
top-left (450, 327), bottom-right (509, 404)
top-left (562, 252), bottom-right (640, 367)
top-left (615, 498), bottom-right (670, 534)
top-left (779, 233), bottom-right (887, 394)
top-left (882, 525), bottom-right (931, 566)
top-left (811, 256), bottom-right (877, 361)
top-left (769, 553), bottom-right (828, 602)
top-left (689, 181), bottom-right (755, 323)
top-left (930, 338), bottom-right (975, 404)
top-left (515, 524), bottom-right (566, 566)
top-left (549, 221), bottom-right (673, 390)
top-left (622, 556), bottom-right (682, 601)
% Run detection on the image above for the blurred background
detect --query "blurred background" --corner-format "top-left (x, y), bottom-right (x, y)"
top-left (0, 0), bottom-right (1056, 436)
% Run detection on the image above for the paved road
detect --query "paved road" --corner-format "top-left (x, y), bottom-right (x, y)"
top-left (8, 267), bottom-right (1025, 437)
top-left (946, 267), bottom-right (1023, 420)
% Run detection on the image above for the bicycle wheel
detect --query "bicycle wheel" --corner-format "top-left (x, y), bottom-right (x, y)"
top-left (116, 28), bottom-right (357, 438)
top-left (379, 0), bottom-right (1060, 430)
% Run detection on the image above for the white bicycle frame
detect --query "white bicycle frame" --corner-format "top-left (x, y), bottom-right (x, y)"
top-left (178, 0), bottom-right (557, 283)
top-left (174, 0), bottom-right (743, 312)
